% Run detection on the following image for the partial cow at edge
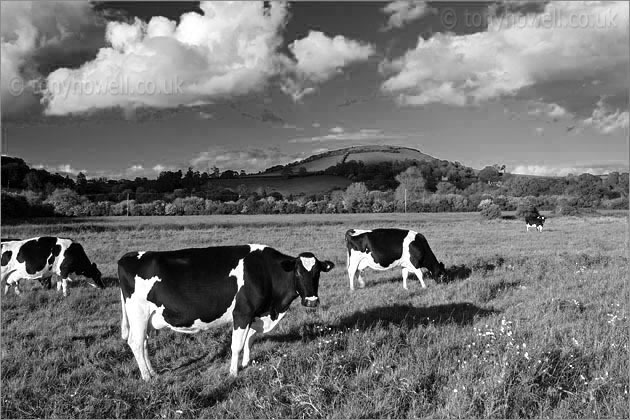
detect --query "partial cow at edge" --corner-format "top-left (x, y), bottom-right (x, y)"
top-left (345, 228), bottom-right (446, 290)
top-left (525, 215), bottom-right (546, 232)
top-left (117, 244), bottom-right (334, 381)
top-left (1, 237), bottom-right (103, 296)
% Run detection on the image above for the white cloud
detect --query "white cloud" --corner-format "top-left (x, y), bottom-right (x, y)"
top-left (534, 127), bottom-right (544, 135)
top-left (127, 164), bottom-right (144, 173)
top-left (1, 1), bottom-right (97, 116)
top-left (152, 164), bottom-right (177, 172)
top-left (281, 31), bottom-right (375, 102)
top-left (582, 98), bottom-right (629, 134)
top-left (330, 126), bottom-right (345, 134)
top-left (528, 100), bottom-right (571, 119)
top-left (512, 162), bottom-right (629, 177)
top-left (381, 2), bottom-right (629, 107)
top-left (190, 146), bottom-right (302, 173)
top-left (312, 122), bottom-right (321, 128)
top-left (382, 1), bottom-right (435, 30)
top-left (33, 162), bottom-right (85, 176)
top-left (198, 111), bottom-right (213, 120)
top-left (288, 128), bottom-right (404, 144)
top-left (42, 2), bottom-right (290, 115)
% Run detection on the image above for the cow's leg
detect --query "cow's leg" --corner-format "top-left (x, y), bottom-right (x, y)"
top-left (60, 277), bottom-right (71, 297)
top-left (347, 259), bottom-right (358, 290)
top-left (143, 339), bottom-right (156, 377)
top-left (411, 266), bottom-right (427, 288)
top-left (241, 321), bottom-right (262, 369)
top-left (5, 272), bottom-right (21, 295)
top-left (125, 303), bottom-right (154, 381)
top-left (230, 324), bottom-right (251, 377)
top-left (120, 291), bottom-right (130, 340)
top-left (401, 267), bottom-right (410, 290)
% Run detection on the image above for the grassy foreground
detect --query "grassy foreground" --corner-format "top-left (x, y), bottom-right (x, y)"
top-left (1, 212), bottom-right (628, 418)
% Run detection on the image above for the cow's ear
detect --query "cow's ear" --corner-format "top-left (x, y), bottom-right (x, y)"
top-left (281, 259), bottom-right (296, 272)
top-left (320, 260), bottom-right (335, 272)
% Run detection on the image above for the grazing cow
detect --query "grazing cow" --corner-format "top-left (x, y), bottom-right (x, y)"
top-left (117, 244), bottom-right (334, 381)
top-left (345, 228), bottom-right (446, 290)
top-left (525, 215), bottom-right (546, 232)
top-left (1, 237), bottom-right (103, 296)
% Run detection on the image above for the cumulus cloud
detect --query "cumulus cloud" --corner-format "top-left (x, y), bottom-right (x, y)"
top-left (381, 1), bottom-right (629, 107)
top-left (190, 146), bottom-right (302, 173)
top-left (527, 100), bottom-right (571, 119)
top-left (281, 31), bottom-right (375, 102)
top-left (512, 162), bottom-right (629, 177)
top-left (42, 2), bottom-right (290, 115)
top-left (33, 162), bottom-right (85, 176)
top-left (288, 128), bottom-right (405, 144)
top-left (1, 1), bottom-right (100, 116)
top-left (582, 98), bottom-right (629, 134)
top-left (382, 1), bottom-right (435, 30)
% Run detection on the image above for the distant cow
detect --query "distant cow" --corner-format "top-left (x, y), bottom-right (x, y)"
top-left (118, 244), bottom-right (334, 381)
top-left (1, 237), bottom-right (103, 296)
top-left (345, 228), bottom-right (446, 290)
top-left (525, 215), bottom-right (546, 232)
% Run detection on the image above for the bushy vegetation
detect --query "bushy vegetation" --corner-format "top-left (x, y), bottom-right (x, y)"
top-left (2, 155), bottom-right (628, 219)
top-left (478, 199), bottom-right (502, 220)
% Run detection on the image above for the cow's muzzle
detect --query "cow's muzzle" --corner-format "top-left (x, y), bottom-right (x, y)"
top-left (302, 296), bottom-right (319, 307)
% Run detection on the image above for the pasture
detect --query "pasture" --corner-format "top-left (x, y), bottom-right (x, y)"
top-left (1, 212), bottom-right (628, 418)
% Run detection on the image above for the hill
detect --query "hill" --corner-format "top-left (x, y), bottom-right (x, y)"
top-left (264, 145), bottom-right (438, 175)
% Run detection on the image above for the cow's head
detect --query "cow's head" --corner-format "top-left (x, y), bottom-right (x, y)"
top-left (431, 261), bottom-right (447, 283)
top-left (86, 262), bottom-right (104, 289)
top-left (68, 243), bottom-right (104, 289)
top-left (281, 252), bottom-right (335, 308)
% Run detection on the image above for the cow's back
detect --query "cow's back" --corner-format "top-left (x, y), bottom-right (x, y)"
top-left (118, 246), bottom-right (253, 329)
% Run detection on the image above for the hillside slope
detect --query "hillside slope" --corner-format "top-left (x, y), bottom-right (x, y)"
top-left (265, 145), bottom-right (437, 174)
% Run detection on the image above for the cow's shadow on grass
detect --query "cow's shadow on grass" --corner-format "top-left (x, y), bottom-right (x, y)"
top-left (267, 302), bottom-right (498, 344)
top-left (101, 276), bottom-right (119, 288)
top-left (337, 302), bottom-right (498, 330)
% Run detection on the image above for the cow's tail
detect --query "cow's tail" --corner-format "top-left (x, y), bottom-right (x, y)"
top-left (120, 290), bottom-right (130, 340)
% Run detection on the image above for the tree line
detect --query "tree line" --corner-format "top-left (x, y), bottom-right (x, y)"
top-left (1, 155), bottom-right (627, 219)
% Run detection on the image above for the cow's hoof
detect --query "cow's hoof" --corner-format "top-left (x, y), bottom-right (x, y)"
top-left (229, 369), bottom-right (238, 377)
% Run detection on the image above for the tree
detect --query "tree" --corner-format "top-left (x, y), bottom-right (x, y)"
top-left (76, 172), bottom-right (88, 194)
top-left (478, 166), bottom-right (501, 184)
top-left (395, 166), bottom-right (427, 202)
top-left (297, 167), bottom-right (307, 176)
top-left (24, 171), bottom-right (44, 191)
top-left (342, 182), bottom-right (369, 211)
top-left (281, 166), bottom-right (294, 179)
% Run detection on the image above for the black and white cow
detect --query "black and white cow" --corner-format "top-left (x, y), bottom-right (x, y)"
top-left (117, 244), bottom-right (334, 381)
top-left (1, 237), bottom-right (103, 296)
top-left (345, 228), bottom-right (446, 290)
top-left (525, 215), bottom-right (546, 232)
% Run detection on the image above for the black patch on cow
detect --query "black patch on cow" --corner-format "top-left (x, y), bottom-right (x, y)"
top-left (1, 250), bottom-right (12, 266)
top-left (346, 229), bottom-right (407, 268)
top-left (408, 233), bottom-right (440, 271)
top-left (60, 243), bottom-right (92, 278)
top-left (16, 237), bottom-right (59, 275)
top-left (48, 244), bottom-right (61, 265)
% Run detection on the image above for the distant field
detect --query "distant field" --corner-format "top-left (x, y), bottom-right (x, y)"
top-left (1, 212), bottom-right (628, 418)
top-left (208, 174), bottom-right (352, 195)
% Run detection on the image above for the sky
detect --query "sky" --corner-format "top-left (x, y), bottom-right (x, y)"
top-left (1, 1), bottom-right (628, 179)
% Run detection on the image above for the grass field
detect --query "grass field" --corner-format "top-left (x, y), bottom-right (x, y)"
top-left (1, 212), bottom-right (628, 418)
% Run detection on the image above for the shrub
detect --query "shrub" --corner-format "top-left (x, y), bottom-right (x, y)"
top-left (516, 200), bottom-right (540, 219)
top-left (480, 203), bottom-right (502, 219)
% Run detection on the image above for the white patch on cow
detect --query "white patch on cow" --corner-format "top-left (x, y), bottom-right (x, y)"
top-left (249, 244), bottom-right (266, 252)
top-left (137, 251), bottom-right (146, 259)
top-left (229, 259), bottom-right (246, 289)
top-left (254, 311), bottom-right (287, 333)
top-left (304, 296), bottom-right (318, 302)
top-left (348, 229), bottom-right (372, 236)
top-left (300, 257), bottom-right (316, 272)
top-left (131, 275), bottom-right (162, 301)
